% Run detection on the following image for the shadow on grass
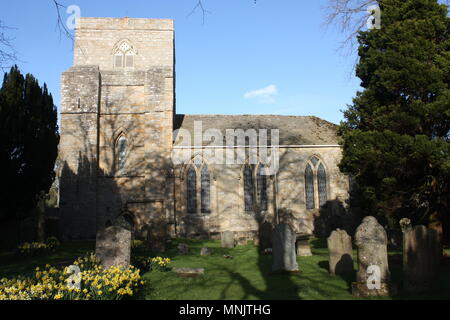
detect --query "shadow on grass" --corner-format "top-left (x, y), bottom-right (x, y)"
top-left (317, 258), bottom-right (355, 294)
top-left (136, 240), bottom-right (303, 300)
top-left (0, 240), bottom-right (94, 277)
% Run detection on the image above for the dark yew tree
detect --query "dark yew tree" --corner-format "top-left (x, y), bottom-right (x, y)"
top-left (0, 66), bottom-right (59, 221)
top-left (338, 0), bottom-right (450, 229)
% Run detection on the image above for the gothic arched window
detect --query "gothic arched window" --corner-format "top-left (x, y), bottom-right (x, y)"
top-left (201, 165), bottom-right (211, 214)
top-left (113, 40), bottom-right (135, 68)
top-left (318, 163), bottom-right (327, 207)
top-left (186, 166), bottom-right (197, 214)
top-left (257, 164), bottom-right (268, 211)
top-left (305, 156), bottom-right (328, 209)
top-left (186, 158), bottom-right (212, 214)
top-left (305, 163), bottom-right (315, 209)
top-left (116, 135), bottom-right (127, 171)
top-left (243, 164), bottom-right (254, 212)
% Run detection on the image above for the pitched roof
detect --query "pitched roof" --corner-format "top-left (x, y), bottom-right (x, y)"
top-left (173, 114), bottom-right (339, 146)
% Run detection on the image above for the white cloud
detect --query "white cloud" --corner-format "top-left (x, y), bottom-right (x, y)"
top-left (244, 84), bottom-right (278, 104)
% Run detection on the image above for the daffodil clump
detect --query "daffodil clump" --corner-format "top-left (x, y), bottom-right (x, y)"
top-left (0, 252), bottom-right (144, 300)
top-left (132, 256), bottom-right (171, 272)
top-left (150, 257), bottom-right (171, 271)
top-left (17, 237), bottom-right (60, 256)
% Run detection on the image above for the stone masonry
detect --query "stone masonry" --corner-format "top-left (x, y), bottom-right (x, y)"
top-left (58, 17), bottom-right (350, 241)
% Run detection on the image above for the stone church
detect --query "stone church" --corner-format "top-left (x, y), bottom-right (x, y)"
top-left (59, 17), bottom-right (350, 243)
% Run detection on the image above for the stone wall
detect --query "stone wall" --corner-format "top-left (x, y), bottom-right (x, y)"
top-left (74, 18), bottom-right (174, 71)
top-left (58, 17), bottom-right (349, 241)
top-left (173, 146), bottom-right (349, 239)
top-left (59, 65), bottom-right (100, 239)
top-left (59, 18), bottom-right (175, 240)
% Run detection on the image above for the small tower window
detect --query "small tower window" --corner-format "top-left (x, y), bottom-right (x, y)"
top-left (116, 135), bottom-right (127, 171)
top-left (125, 53), bottom-right (134, 68)
top-left (114, 54), bottom-right (123, 68)
top-left (113, 40), bottom-right (136, 69)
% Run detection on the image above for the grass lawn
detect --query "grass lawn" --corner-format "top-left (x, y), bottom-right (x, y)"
top-left (137, 238), bottom-right (450, 300)
top-left (1, 238), bottom-right (450, 300)
top-left (0, 241), bottom-right (94, 278)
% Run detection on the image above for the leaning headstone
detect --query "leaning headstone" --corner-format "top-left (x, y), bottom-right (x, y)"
top-left (402, 223), bottom-right (440, 293)
top-left (178, 243), bottom-right (189, 255)
top-left (221, 231), bottom-right (235, 248)
top-left (352, 216), bottom-right (395, 297)
top-left (95, 226), bottom-right (131, 269)
top-left (259, 221), bottom-right (273, 252)
top-left (271, 224), bottom-right (299, 272)
top-left (327, 228), bottom-right (353, 276)
top-left (296, 234), bottom-right (312, 257)
top-left (200, 247), bottom-right (213, 256)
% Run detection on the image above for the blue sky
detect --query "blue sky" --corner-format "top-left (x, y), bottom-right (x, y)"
top-left (0, 0), bottom-right (363, 125)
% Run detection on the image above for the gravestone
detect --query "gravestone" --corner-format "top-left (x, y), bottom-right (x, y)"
top-left (327, 228), bottom-right (353, 276)
top-left (200, 247), bottom-right (213, 256)
top-left (259, 221), bottom-right (273, 252)
top-left (402, 223), bottom-right (440, 293)
top-left (296, 234), bottom-right (312, 257)
top-left (173, 267), bottom-right (204, 278)
top-left (147, 223), bottom-right (167, 253)
top-left (178, 243), bottom-right (189, 254)
top-left (271, 224), bottom-right (299, 272)
top-left (95, 226), bottom-right (131, 269)
top-left (352, 216), bottom-right (395, 297)
top-left (221, 231), bottom-right (235, 248)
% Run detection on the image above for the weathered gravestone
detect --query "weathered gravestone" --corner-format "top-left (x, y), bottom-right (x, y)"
top-left (296, 234), bottom-right (312, 257)
top-left (271, 224), bottom-right (299, 272)
top-left (327, 228), bottom-right (353, 276)
top-left (352, 216), bottom-right (395, 297)
top-left (95, 226), bottom-right (131, 269)
top-left (221, 231), bottom-right (235, 248)
top-left (200, 247), bottom-right (213, 256)
top-left (259, 221), bottom-right (273, 252)
top-left (178, 243), bottom-right (189, 254)
top-left (147, 223), bottom-right (167, 253)
top-left (401, 218), bottom-right (440, 293)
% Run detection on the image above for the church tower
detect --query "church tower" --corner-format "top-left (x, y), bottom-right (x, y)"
top-left (59, 18), bottom-right (175, 239)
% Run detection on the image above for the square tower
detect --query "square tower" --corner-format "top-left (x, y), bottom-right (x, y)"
top-left (59, 17), bottom-right (175, 240)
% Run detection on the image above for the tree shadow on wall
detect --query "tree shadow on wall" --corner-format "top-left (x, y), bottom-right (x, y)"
top-left (59, 156), bottom-right (124, 241)
top-left (59, 87), bottom-right (178, 243)
top-left (313, 198), bottom-right (357, 239)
